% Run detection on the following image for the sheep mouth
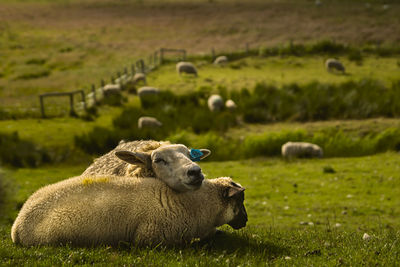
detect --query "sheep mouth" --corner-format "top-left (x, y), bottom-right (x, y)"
top-left (184, 177), bottom-right (204, 188)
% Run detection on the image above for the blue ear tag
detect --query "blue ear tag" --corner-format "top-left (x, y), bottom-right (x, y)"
top-left (190, 149), bottom-right (203, 162)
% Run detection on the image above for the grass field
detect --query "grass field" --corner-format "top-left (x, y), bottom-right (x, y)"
top-left (1, 0), bottom-right (400, 265)
top-left (1, 152), bottom-right (399, 265)
top-left (1, 0), bottom-right (400, 110)
top-left (148, 56), bottom-right (400, 94)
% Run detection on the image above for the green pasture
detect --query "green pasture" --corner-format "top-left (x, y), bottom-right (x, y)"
top-left (148, 56), bottom-right (400, 94)
top-left (1, 152), bottom-right (399, 265)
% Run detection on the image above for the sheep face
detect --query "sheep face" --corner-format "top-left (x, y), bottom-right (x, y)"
top-left (115, 144), bottom-right (211, 192)
top-left (216, 178), bottom-right (248, 230)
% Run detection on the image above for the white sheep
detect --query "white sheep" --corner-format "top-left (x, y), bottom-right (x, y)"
top-left (225, 99), bottom-right (237, 111)
top-left (138, 116), bottom-right (162, 129)
top-left (281, 142), bottom-right (323, 159)
top-left (11, 176), bottom-right (247, 247)
top-left (137, 86), bottom-right (159, 98)
top-left (82, 141), bottom-right (211, 192)
top-left (214, 56), bottom-right (228, 65)
top-left (133, 73), bottom-right (146, 85)
top-left (207, 94), bottom-right (224, 112)
top-left (325, 58), bottom-right (345, 73)
top-left (176, 62), bottom-right (198, 77)
top-left (103, 84), bottom-right (121, 97)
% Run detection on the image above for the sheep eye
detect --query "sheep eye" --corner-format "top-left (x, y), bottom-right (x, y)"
top-left (154, 158), bottom-right (167, 164)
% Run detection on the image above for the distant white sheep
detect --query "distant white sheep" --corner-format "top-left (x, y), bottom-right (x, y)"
top-left (208, 94), bottom-right (224, 112)
top-left (133, 73), bottom-right (147, 85)
top-left (325, 58), bottom-right (345, 73)
top-left (103, 84), bottom-right (121, 97)
top-left (138, 116), bottom-right (162, 129)
top-left (214, 56), bottom-right (228, 65)
top-left (176, 62), bottom-right (198, 76)
top-left (281, 142), bottom-right (323, 159)
top-left (225, 99), bottom-right (237, 111)
top-left (11, 176), bottom-right (247, 247)
top-left (138, 86), bottom-right (159, 98)
top-left (82, 141), bottom-right (211, 192)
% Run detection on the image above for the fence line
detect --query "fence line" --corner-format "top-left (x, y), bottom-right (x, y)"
top-left (37, 44), bottom-right (256, 118)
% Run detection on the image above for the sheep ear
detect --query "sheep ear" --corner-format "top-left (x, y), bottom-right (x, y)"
top-left (199, 149), bottom-right (211, 160)
top-left (115, 150), bottom-right (152, 168)
top-left (224, 186), bottom-right (245, 198)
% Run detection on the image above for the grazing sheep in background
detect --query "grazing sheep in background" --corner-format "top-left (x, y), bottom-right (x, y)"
top-left (325, 58), bottom-right (345, 73)
top-left (281, 142), bottom-right (323, 159)
top-left (11, 176), bottom-right (247, 247)
top-left (103, 84), bottom-right (121, 97)
top-left (225, 99), bottom-right (237, 111)
top-left (133, 73), bottom-right (146, 85)
top-left (138, 86), bottom-right (159, 98)
top-left (176, 62), bottom-right (198, 77)
top-left (82, 141), bottom-right (211, 192)
top-left (214, 56), bottom-right (228, 65)
top-left (138, 116), bottom-right (162, 129)
top-left (208, 94), bottom-right (224, 112)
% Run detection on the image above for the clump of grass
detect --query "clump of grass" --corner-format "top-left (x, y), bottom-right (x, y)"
top-left (347, 49), bottom-right (363, 65)
top-left (0, 131), bottom-right (51, 167)
top-left (25, 58), bottom-right (47, 65)
top-left (323, 165), bottom-right (336, 173)
top-left (13, 66), bottom-right (50, 80)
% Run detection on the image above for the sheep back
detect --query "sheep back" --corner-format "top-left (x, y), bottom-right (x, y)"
top-left (281, 142), bottom-right (323, 158)
top-left (82, 140), bottom-right (170, 178)
top-left (325, 58), bottom-right (345, 73)
top-left (207, 94), bottom-right (224, 112)
top-left (11, 176), bottom-right (246, 247)
top-left (176, 62), bottom-right (197, 76)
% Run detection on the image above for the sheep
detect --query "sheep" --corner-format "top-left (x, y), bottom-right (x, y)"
top-left (281, 142), bottom-right (323, 159)
top-left (214, 56), bottom-right (228, 65)
top-left (138, 116), bottom-right (162, 129)
top-left (82, 141), bottom-right (211, 192)
top-left (103, 84), bottom-right (121, 97)
top-left (207, 94), bottom-right (224, 112)
top-left (225, 99), bottom-right (237, 111)
top-left (325, 58), bottom-right (345, 73)
top-left (137, 86), bottom-right (159, 98)
top-left (176, 62), bottom-right (198, 77)
top-left (11, 176), bottom-right (247, 247)
top-left (133, 73), bottom-right (146, 85)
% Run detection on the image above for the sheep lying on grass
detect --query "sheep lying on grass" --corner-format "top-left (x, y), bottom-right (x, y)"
top-left (133, 73), bottom-right (146, 85)
top-left (281, 142), bottom-right (323, 159)
top-left (103, 84), bottom-right (121, 97)
top-left (82, 141), bottom-right (211, 192)
top-left (214, 56), bottom-right (228, 65)
top-left (11, 176), bottom-right (247, 247)
top-left (138, 116), bottom-right (162, 129)
top-left (176, 62), bottom-right (198, 77)
top-left (208, 94), bottom-right (224, 112)
top-left (138, 86), bottom-right (159, 98)
top-left (325, 58), bottom-right (345, 73)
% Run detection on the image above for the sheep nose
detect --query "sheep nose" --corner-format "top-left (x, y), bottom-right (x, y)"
top-left (187, 166), bottom-right (202, 178)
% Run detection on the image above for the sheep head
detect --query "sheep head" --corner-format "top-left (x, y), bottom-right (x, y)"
top-left (214, 177), bottom-right (247, 230)
top-left (115, 144), bottom-right (211, 192)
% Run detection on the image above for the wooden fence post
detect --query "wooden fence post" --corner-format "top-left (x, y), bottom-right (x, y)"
top-left (101, 79), bottom-right (105, 87)
top-left (79, 90), bottom-right (86, 110)
top-left (69, 93), bottom-right (75, 116)
top-left (39, 95), bottom-right (45, 118)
